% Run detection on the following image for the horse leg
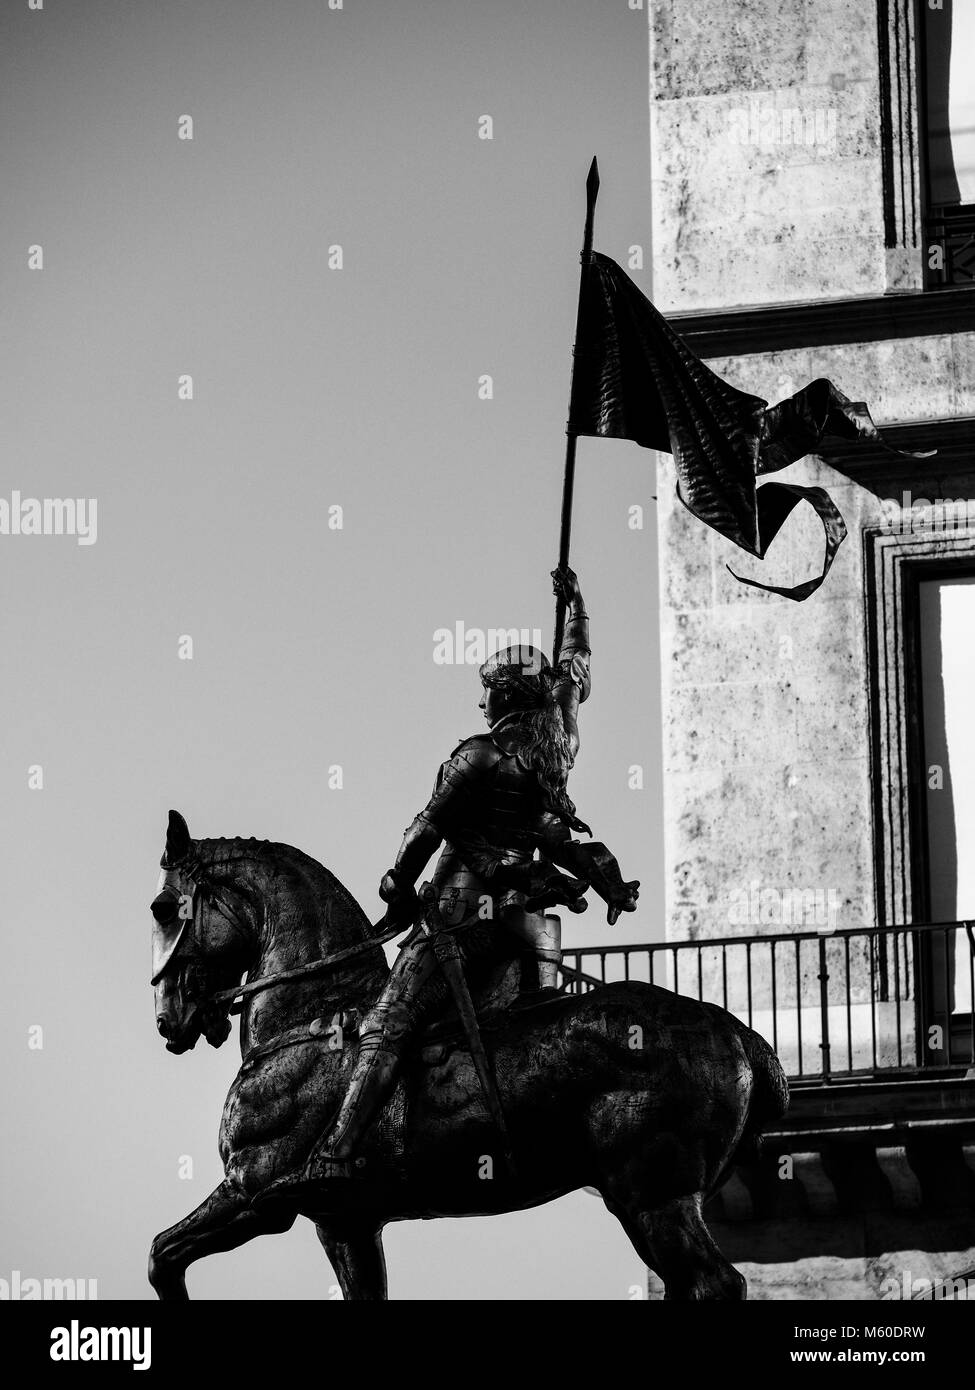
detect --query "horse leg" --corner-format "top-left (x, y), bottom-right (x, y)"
top-left (608, 1193), bottom-right (746, 1301)
top-left (148, 1179), bottom-right (295, 1300)
top-left (315, 1219), bottom-right (388, 1301)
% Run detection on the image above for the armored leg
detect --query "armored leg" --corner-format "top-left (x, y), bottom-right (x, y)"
top-left (254, 934), bottom-right (438, 1208)
top-left (308, 998), bottom-right (421, 1174)
top-left (537, 919), bottom-right (561, 990)
top-left (314, 928), bottom-right (443, 1166)
top-left (504, 911), bottom-right (562, 996)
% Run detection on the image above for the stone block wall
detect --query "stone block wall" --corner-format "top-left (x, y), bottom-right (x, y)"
top-left (650, 0), bottom-right (890, 312)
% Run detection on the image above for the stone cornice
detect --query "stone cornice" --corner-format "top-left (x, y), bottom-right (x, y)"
top-left (819, 417), bottom-right (975, 482)
top-left (668, 288), bottom-right (975, 357)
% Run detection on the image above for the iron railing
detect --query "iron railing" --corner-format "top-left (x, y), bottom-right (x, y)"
top-left (924, 204), bottom-right (975, 286)
top-left (558, 921), bottom-right (975, 1083)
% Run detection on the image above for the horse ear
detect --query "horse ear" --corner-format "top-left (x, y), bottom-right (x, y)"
top-left (165, 809), bottom-right (191, 863)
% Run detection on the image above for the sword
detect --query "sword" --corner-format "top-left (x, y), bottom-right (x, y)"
top-left (418, 883), bottom-right (517, 1179)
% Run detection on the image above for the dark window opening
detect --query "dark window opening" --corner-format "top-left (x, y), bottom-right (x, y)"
top-left (920, 0), bottom-right (975, 286)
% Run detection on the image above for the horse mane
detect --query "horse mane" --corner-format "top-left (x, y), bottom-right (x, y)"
top-left (190, 836), bottom-right (375, 943)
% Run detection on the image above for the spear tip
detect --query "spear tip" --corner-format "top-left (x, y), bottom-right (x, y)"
top-left (582, 157), bottom-right (599, 250)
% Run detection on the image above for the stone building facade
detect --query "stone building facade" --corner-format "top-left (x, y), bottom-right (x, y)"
top-left (648, 0), bottom-right (975, 1298)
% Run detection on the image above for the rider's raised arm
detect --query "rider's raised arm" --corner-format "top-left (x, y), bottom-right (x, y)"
top-left (550, 566), bottom-right (590, 762)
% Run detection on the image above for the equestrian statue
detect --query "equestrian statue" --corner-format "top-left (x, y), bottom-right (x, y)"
top-left (147, 566), bottom-right (788, 1301)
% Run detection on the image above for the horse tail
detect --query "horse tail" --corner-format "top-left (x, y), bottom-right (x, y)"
top-left (735, 1022), bottom-right (789, 1165)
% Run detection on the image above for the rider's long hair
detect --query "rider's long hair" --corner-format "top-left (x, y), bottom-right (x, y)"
top-left (479, 647), bottom-right (589, 833)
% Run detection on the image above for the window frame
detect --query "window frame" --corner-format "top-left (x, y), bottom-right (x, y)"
top-left (865, 521), bottom-right (975, 1061)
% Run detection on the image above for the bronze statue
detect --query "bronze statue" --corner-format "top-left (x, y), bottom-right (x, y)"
top-left (147, 567), bottom-right (789, 1298)
top-left (145, 162), bottom-right (798, 1299)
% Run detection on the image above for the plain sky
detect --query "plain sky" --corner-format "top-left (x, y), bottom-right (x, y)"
top-left (0, 0), bottom-right (662, 1299)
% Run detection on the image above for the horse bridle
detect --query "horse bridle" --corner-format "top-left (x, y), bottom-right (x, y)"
top-left (150, 861), bottom-right (253, 988)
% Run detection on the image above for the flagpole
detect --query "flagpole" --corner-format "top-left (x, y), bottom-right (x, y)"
top-left (553, 155), bottom-right (599, 664)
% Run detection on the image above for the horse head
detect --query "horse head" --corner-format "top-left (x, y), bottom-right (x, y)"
top-left (150, 810), bottom-right (386, 1057)
top-left (150, 810), bottom-right (254, 1054)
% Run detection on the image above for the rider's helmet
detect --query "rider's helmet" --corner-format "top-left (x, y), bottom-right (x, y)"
top-left (478, 645), bottom-right (552, 708)
top-left (478, 645), bottom-right (589, 833)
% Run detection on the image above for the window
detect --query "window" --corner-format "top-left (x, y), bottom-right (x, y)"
top-left (920, 0), bottom-right (975, 285)
top-left (919, 576), bottom-right (975, 1013)
top-left (865, 522), bottom-right (975, 1066)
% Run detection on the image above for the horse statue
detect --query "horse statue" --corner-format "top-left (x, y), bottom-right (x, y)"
top-left (147, 811), bottom-right (789, 1300)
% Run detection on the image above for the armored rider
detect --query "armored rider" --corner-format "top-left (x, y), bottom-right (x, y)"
top-left (258, 566), bottom-right (639, 1205)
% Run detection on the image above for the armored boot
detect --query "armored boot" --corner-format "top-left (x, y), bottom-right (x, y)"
top-left (303, 1027), bottom-right (403, 1180)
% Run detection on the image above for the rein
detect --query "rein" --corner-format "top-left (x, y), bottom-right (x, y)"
top-left (211, 908), bottom-right (485, 1014)
top-left (212, 918), bottom-right (408, 1013)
